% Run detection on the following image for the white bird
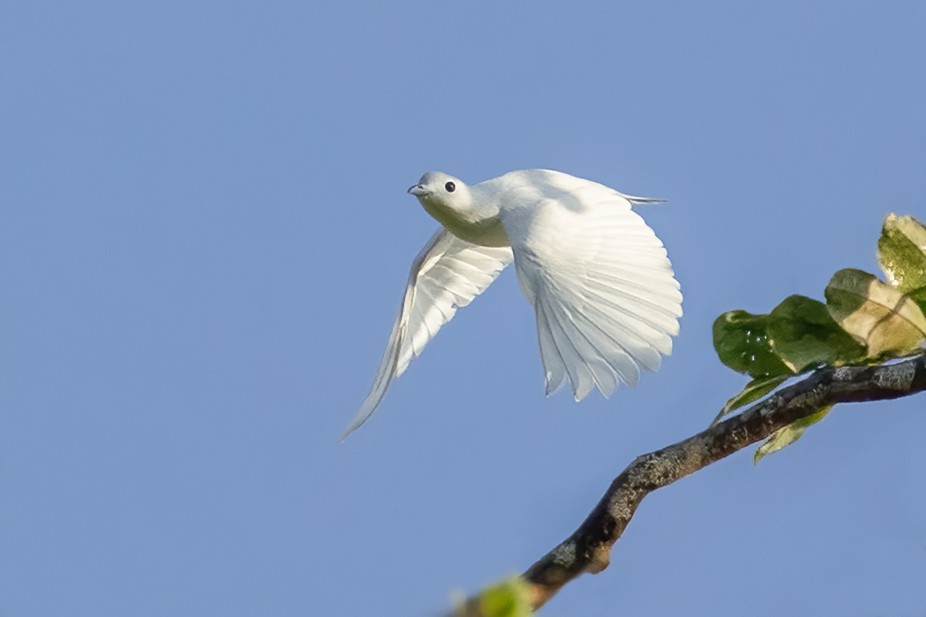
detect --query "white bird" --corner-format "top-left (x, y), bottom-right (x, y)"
top-left (342, 169), bottom-right (682, 439)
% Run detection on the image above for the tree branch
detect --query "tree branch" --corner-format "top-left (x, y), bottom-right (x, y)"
top-left (458, 354), bottom-right (926, 614)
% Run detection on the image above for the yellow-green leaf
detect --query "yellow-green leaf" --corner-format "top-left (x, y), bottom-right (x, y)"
top-left (713, 375), bottom-right (790, 425)
top-left (877, 214), bottom-right (926, 292)
top-left (453, 576), bottom-right (533, 617)
top-left (754, 405), bottom-right (833, 463)
top-left (825, 268), bottom-right (926, 357)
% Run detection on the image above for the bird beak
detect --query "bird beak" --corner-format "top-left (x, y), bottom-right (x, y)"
top-left (408, 184), bottom-right (427, 197)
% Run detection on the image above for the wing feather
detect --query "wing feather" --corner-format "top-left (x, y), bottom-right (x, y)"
top-left (342, 229), bottom-right (513, 439)
top-left (538, 296), bottom-right (597, 400)
top-left (533, 301), bottom-right (567, 395)
top-left (506, 174), bottom-right (682, 400)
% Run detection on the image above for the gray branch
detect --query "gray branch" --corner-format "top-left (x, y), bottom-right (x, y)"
top-left (457, 354), bottom-right (926, 614)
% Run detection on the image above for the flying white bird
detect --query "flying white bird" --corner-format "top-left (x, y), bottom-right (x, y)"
top-left (342, 169), bottom-right (682, 439)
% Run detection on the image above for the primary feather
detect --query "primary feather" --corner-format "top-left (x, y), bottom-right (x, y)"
top-left (340, 230), bottom-right (512, 440)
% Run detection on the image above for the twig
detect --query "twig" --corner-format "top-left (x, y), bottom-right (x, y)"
top-left (465, 354), bottom-right (926, 613)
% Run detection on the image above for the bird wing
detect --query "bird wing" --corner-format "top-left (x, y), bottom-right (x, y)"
top-left (504, 174), bottom-right (682, 401)
top-left (342, 229), bottom-right (513, 439)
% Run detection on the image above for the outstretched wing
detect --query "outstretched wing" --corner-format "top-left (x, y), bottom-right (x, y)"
top-left (505, 174), bottom-right (682, 401)
top-left (342, 229), bottom-right (513, 439)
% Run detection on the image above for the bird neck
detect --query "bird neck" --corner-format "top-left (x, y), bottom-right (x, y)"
top-left (419, 196), bottom-right (509, 247)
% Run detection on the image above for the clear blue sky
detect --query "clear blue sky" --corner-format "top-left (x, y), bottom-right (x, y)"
top-left (2, 2), bottom-right (925, 615)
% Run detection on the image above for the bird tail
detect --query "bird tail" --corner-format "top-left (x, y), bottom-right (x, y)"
top-left (622, 194), bottom-right (667, 206)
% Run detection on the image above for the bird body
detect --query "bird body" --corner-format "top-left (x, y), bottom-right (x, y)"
top-left (342, 169), bottom-right (682, 439)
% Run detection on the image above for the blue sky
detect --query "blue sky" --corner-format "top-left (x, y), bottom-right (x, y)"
top-left (2, 2), bottom-right (925, 615)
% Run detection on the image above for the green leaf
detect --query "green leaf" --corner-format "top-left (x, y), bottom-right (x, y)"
top-left (767, 295), bottom-right (866, 372)
top-left (877, 214), bottom-right (926, 292)
top-left (825, 268), bottom-right (926, 357)
top-left (907, 286), bottom-right (926, 315)
top-left (754, 405), bottom-right (833, 463)
top-left (714, 375), bottom-right (790, 425)
top-left (713, 310), bottom-right (793, 378)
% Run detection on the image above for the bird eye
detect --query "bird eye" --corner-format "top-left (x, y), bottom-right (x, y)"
top-left (444, 181), bottom-right (456, 193)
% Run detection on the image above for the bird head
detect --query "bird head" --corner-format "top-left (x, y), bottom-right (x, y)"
top-left (407, 172), bottom-right (471, 215)
top-left (408, 171), bottom-right (510, 247)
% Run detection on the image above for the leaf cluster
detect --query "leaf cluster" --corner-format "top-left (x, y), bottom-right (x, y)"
top-left (713, 214), bottom-right (926, 460)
